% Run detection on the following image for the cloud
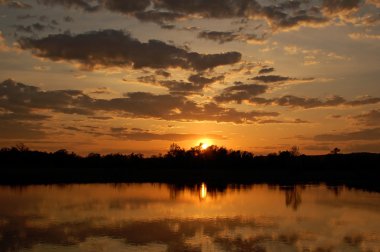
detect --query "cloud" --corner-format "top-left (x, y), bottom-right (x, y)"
top-left (322, 0), bottom-right (361, 15)
top-left (0, 120), bottom-right (46, 139)
top-left (250, 75), bottom-right (296, 83)
top-left (2, 0), bottom-right (32, 9)
top-left (18, 30), bottom-right (241, 71)
top-left (32, 0), bottom-right (334, 31)
top-left (345, 142), bottom-right (380, 152)
top-left (37, 0), bottom-right (100, 12)
top-left (352, 109), bottom-right (380, 126)
top-left (63, 15), bottom-right (74, 22)
top-left (258, 118), bottom-right (309, 124)
top-left (258, 67), bottom-right (275, 75)
top-left (367, 0), bottom-right (380, 8)
top-left (214, 82), bottom-right (268, 103)
top-left (250, 95), bottom-right (380, 108)
top-left (348, 32), bottom-right (380, 40)
top-left (134, 10), bottom-right (185, 24)
top-left (198, 30), bottom-right (266, 44)
top-left (107, 127), bottom-right (225, 141)
top-left (0, 79), bottom-right (278, 124)
top-left (14, 23), bottom-right (51, 34)
top-left (104, 0), bottom-right (150, 13)
top-left (155, 69), bottom-right (171, 78)
top-left (314, 127), bottom-right (380, 141)
top-left (0, 31), bottom-right (10, 52)
top-left (156, 80), bottom-right (206, 95)
top-left (250, 75), bottom-right (315, 84)
top-left (138, 73), bottom-right (224, 95)
top-left (64, 125), bottom-right (224, 141)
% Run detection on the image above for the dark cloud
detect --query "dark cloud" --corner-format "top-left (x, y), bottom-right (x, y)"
top-left (155, 69), bottom-right (171, 78)
top-left (156, 80), bottom-right (207, 95)
top-left (17, 14), bottom-right (36, 20)
top-left (0, 79), bottom-right (94, 118)
top-left (251, 75), bottom-right (303, 83)
top-left (198, 30), bottom-right (266, 44)
top-left (64, 125), bottom-right (222, 142)
top-left (0, 79), bottom-right (278, 124)
top-left (251, 95), bottom-right (345, 108)
top-left (345, 97), bottom-right (380, 106)
top-left (314, 127), bottom-right (380, 141)
top-left (198, 31), bottom-right (239, 44)
top-left (260, 5), bottom-right (328, 30)
top-left (63, 16), bottom-right (74, 22)
top-left (188, 73), bottom-right (224, 86)
top-left (104, 0), bottom-right (150, 14)
top-left (352, 109), bottom-right (380, 126)
top-left (109, 129), bottom-right (225, 142)
top-left (138, 73), bottom-right (224, 95)
top-left (88, 116), bottom-right (113, 120)
top-left (258, 118), bottom-right (309, 124)
top-left (322, 0), bottom-right (361, 15)
top-left (258, 67), bottom-right (275, 75)
top-left (214, 82), bottom-right (268, 103)
top-left (32, 0), bottom-right (333, 31)
top-left (37, 0), bottom-right (100, 12)
top-left (134, 10), bottom-right (185, 24)
top-left (4, 0), bottom-right (32, 9)
top-left (14, 23), bottom-right (50, 33)
top-left (250, 95), bottom-right (380, 109)
top-left (18, 30), bottom-right (241, 71)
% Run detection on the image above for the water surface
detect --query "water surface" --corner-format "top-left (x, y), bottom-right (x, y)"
top-left (0, 184), bottom-right (379, 252)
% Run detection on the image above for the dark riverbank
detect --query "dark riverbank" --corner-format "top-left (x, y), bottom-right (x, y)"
top-left (1, 145), bottom-right (379, 191)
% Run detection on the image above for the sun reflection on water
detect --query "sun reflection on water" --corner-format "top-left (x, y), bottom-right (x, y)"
top-left (199, 183), bottom-right (207, 200)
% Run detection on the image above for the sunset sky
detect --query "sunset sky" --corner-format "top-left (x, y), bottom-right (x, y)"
top-left (0, 0), bottom-right (379, 155)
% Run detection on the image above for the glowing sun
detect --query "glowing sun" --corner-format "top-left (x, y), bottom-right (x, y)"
top-left (199, 139), bottom-right (212, 150)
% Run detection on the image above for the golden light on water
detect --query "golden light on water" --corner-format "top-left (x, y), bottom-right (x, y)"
top-left (199, 183), bottom-right (207, 200)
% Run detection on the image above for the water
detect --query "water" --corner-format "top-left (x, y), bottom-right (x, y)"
top-left (0, 183), bottom-right (379, 252)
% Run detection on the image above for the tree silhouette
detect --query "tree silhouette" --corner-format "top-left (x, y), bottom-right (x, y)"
top-left (330, 147), bottom-right (341, 155)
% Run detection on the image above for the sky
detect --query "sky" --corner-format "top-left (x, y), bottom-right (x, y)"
top-left (0, 0), bottom-right (379, 155)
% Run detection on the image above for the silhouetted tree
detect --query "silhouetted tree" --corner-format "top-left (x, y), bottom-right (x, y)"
top-left (290, 146), bottom-right (301, 157)
top-left (330, 147), bottom-right (341, 155)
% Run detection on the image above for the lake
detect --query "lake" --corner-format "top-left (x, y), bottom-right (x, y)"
top-left (0, 183), bottom-right (379, 252)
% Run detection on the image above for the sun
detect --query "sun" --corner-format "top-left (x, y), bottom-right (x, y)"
top-left (199, 139), bottom-right (212, 150)
top-left (201, 142), bottom-right (209, 150)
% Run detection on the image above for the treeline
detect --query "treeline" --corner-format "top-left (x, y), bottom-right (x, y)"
top-left (0, 144), bottom-right (379, 190)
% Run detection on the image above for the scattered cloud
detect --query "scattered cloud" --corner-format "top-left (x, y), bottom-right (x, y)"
top-left (214, 82), bottom-right (268, 103)
top-left (258, 118), bottom-right (309, 124)
top-left (314, 127), bottom-right (380, 141)
top-left (250, 95), bottom-right (380, 109)
top-left (198, 30), bottom-right (266, 44)
top-left (258, 67), bottom-right (275, 75)
top-left (106, 127), bottom-right (225, 141)
top-left (250, 75), bottom-right (314, 84)
top-left (18, 29), bottom-right (242, 72)
top-left (0, 120), bottom-right (46, 139)
top-left (322, 0), bottom-right (361, 16)
top-left (14, 23), bottom-right (52, 34)
top-left (33, 0), bottom-right (365, 31)
top-left (352, 109), bottom-right (380, 126)
top-left (0, 79), bottom-right (278, 124)
top-left (138, 73), bottom-right (224, 95)
top-left (1, 0), bottom-right (32, 9)
top-left (348, 32), bottom-right (380, 40)
top-left (0, 31), bottom-right (10, 52)
top-left (367, 0), bottom-right (380, 8)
